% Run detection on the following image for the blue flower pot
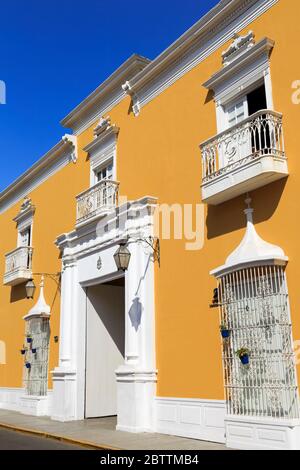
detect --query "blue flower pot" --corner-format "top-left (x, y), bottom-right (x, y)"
top-left (25, 363), bottom-right (31, 369)
top-left (32, 348), bottom-right (37, 354)
top-left (26, 337), bottom-right (32, 344)
top-left (240, 354), bottom-right (249, 365)
top-left (221, 329), bottom-right (230, 339)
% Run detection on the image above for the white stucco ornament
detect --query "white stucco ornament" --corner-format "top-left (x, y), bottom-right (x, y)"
top-left (23, 276), bottom-right (51, 320)
top-left (211, 197), bottom-right (288, 277)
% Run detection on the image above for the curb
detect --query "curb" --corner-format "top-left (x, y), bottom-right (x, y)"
top-left (0, 421), bottom-right (121, 451)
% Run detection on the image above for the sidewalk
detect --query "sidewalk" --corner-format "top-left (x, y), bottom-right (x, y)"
top-left (0, 410), bottom-right (227, 451)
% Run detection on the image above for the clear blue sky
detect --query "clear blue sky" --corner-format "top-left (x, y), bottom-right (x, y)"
top-left (0, 0), bottom-right (219, 191)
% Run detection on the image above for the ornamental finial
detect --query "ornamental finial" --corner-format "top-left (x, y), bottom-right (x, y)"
top-left (244, 195), bottom-right (254, 223)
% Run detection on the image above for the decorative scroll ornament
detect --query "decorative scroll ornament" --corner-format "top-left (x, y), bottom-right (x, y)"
top-left (93, 116), bottom-right (112, 137)
top-left (62, 134), bottom-right (77, 164)
top-left (20, 196), bottom-right (33, 213)
top-left (222, 31), bottom-right (255, 67)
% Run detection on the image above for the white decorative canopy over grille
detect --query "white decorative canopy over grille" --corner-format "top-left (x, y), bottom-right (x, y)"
top-left (23, 277), bottom-right (50, 397)
top-left (211, 199), bottom-right (299, 420)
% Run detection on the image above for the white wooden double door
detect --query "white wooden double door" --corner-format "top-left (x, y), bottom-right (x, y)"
top-left (85, 283), bottom-right (125, 418)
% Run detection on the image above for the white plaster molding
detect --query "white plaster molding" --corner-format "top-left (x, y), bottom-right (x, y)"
top-left (62, 134), bottom-right (77, 163)
top-left (122, 81), bottom-right (140, 116)
top-left (93, 116), bottom-right (112, 137)
top-left (125, 0), bottom-right (278, 114)
top-left (13, 197), bottom-right (36, 246)
top-left (51, 370), bottom-right (78, 421)
top-left (19, 395), bottom-right (52, 417)
top-left (222, 30), bottom-right (256, 66)
top-left (55, 196), bottom-right (158, 256)
top-left (226, 415), bottom-right (300, 450)
top-left (13, 197), bottom-right (36, 226)
top-left (0, 387), bottom-right (52, 417)
top-left (155, 397), bottom-right (226, 444)
top-left (0, 135), bottom-right (78, 215)
top-left (60, 55), bottom-right (150, 135)
top-left (203, 36), bottom-right (274, 107)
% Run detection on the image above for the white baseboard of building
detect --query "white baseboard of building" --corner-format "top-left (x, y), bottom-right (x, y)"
top-left (226, 415), bottom-right (300, 450)
top-left (154, 397), bottom-right (226, 444)
top-left (0, 387), bottom-right (52, 417)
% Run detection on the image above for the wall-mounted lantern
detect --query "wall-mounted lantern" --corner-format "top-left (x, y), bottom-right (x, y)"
top-left (113, 236), bottom-right (160, 272)
top-left (114, 243), bottom-right (131, 272)
top-left (25, 273), bottom-right (61, 300)
top-left (25, 279), bottom-right (36, 299)
top-left (210, 287), bottom-right (220, 308)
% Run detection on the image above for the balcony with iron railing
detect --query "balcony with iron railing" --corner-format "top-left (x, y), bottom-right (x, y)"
top-left (200, 110), bottom-right (288, 205)
top-left (76, 179), bottom-right (119, 227)
top-left (4, 246), bottom-right (33, 286)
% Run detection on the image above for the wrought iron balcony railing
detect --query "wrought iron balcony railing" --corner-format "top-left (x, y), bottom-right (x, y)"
top-left (76, 179), bottom-right (119, 226)
top-left (200, 110), bottom-right (287, 204)
top-left (4, 246), bottom-right (33, 286)
top-left (201, 110), bottom-right (285, 181)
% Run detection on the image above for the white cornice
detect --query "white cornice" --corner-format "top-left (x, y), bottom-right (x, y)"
top-left (124, 0), bottom-right (278, 114)
top-left (0, 135), bottom-right (77, 214)
top-left (60, 54), bottom-right (150, 135)
top-left (55, 195), bottom-right (158, 253)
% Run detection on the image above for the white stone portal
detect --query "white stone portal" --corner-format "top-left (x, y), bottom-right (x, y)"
top-left (51, 197), bottom-right (157, 432)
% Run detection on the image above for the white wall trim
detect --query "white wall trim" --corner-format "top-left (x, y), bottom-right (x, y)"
top-left (154, 397), bottom-right (226, 444)
top-left (0, 135), bottom-right (77, 215)
top-left (125, 0), bottom-right (278, 115)
top-left (0, 387), bottom-right (52, 417)
top-left (226, 415), bottom-right (300, 450)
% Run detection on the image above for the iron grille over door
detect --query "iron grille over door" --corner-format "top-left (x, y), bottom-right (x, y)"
top-left (218, 265), bottom-right (299, 419)
top-left (23, 317), bottom-right (50, 396)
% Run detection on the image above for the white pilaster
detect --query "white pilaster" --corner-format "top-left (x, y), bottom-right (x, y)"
top-left (116, 240), bottom-right (157, 433)
top-left (51, 258), bottom-right (78, 421)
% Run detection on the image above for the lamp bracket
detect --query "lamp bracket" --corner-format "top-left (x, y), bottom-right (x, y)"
top-left (127, 236), bottom-right (160, 266)
top-left (32, 272), bottom-right (61, 288)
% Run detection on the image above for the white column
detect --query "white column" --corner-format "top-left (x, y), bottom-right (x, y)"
top-left (51, 258), bottom-right (78, 422)
top-left (124, 241), bottom-right (141, 365)
top-left (59, 260), bottom-right (76, 367)
top-left (116, 240), bottom-right (157, 433)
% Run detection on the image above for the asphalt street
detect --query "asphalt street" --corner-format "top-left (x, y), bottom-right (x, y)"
top-left (0, 428), bottom-right (90, 450)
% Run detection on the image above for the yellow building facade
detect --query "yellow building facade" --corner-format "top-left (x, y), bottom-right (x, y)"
top-left (0, 0), bottom-right (300, 449)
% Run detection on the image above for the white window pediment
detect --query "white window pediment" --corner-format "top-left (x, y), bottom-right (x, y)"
top-left (203, 33), bottom-right (274, 133)
top-left (84, 117), bottom-right (119, 186)
top-left (14, 197), bottom-right (35, 247)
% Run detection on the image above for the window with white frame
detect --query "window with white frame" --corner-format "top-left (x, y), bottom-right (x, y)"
top-left (85, 118), bottom-right (119, 188)
top-left (15, 197), bottom-right (35, 248)
top-left (19, 226), bottom-right (31, 248)
top-left (95, 160), bottom-right (113, 183)
top-left (202, 33), bottom-right (277, 172)
top-left (223, 82), bottom-right (268, 132)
